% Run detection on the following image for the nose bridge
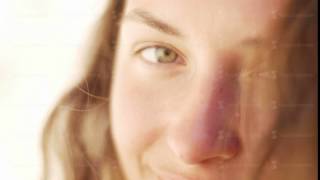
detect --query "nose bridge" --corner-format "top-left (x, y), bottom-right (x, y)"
top-left (167, 56), bottom-right (240, 164)
top-left (184, 56), bottom-right (239, 134)
top-left (187, 69), bottom-right (232, 132)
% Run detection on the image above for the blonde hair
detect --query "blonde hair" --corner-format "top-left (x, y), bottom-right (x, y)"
top-left (42, 0), bottom-right (317, 180)
top-left (42, 1), bottom-right (125, 179)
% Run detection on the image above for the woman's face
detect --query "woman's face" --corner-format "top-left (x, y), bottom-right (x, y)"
top-left (110, 0), bottom-right (315, 180)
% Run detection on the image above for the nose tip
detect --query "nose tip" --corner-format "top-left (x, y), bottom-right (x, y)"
top-left (167, 129), bottom-right (241, 164)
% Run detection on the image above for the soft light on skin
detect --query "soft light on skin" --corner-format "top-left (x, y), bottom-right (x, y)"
top-left (110, 0), bottom-right (315, 180)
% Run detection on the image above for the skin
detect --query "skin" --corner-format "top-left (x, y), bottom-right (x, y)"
top-left (110, 0), bottom-right (315, 180)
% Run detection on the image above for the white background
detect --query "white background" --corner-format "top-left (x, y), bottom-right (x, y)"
top-left (0, 0), bottom-right (109, 179)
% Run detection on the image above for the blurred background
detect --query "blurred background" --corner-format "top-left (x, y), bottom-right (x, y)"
top-left (0, 0), bottom-right (108, 179)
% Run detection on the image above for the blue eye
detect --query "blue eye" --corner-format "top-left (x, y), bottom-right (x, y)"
top-left (139, 46), bottom-right (178, 64)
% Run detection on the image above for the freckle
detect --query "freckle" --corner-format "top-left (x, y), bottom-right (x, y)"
top-left (272, 100), bottom-right (278, 110)
top-left (235, 112), bottom-right (240, 118)
top-left (272, 130), bottom-right (278, 140)
top-left (271, 9), bottom-right (279, 19)
top-left (271, 160), bottom-right (278, 170)
top-left (271, 40), bottom-right (278, 50)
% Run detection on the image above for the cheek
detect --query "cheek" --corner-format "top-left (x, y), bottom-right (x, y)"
top-left (111, 78), bottom-right (155, 154)
top-left (110, 62), bottom-right (170, 155)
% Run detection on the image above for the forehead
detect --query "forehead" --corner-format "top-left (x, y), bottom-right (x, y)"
top-left (125, 0), bottom-right (288, 19)
top-left (124, 0), bottom-right (289, 43)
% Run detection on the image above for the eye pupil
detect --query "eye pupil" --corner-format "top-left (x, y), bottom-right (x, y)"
top-left (163, 49), bottom-right (170, 55)
top-left (155, 47), bottom-right (177, 63)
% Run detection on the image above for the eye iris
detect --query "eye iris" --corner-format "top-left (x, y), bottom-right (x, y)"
top-left (155, 47), bottom-right (177, 63)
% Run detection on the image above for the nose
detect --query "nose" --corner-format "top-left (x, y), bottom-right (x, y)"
top-left (167, 59), bottom-right (241, 164)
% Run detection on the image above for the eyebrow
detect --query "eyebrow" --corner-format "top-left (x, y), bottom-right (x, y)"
top-left (124, 9), bottom-right (183, 37)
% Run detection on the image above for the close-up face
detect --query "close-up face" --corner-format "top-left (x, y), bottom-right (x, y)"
top-left (110, 0), bottom-right (315, 180)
